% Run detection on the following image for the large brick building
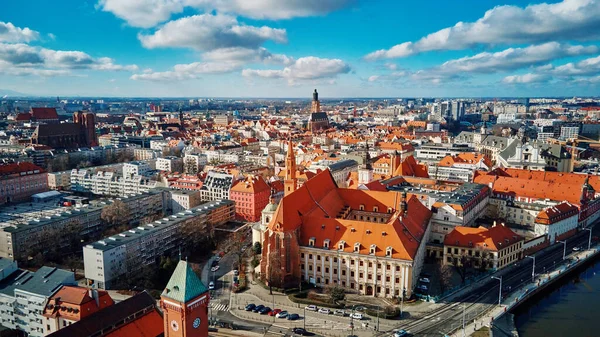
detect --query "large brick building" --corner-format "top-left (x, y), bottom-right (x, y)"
top-left (260, 142), bottom-right (433, 298)
top-left (31, 111), bottom-right (98, 149)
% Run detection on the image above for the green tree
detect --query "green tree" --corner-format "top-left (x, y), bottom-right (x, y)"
top-left (326, 285), bottom-right (346, 304)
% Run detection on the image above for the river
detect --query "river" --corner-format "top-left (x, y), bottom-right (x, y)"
top-left (514, 259), bottom-right (600, 337)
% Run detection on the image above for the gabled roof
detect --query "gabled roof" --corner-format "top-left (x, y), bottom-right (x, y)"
top-left (31, 107), bottom-right (59, 120)
top-left (444, 225), bottom-right (523, 251)
top-left (162, 260), bottom-right (207, 303)
top-left (535, 202), bottom-right (579, 225)
top-left (231, 175), bottom-right (270, 194)
top-left (392, 156), bottom-right (429, 178)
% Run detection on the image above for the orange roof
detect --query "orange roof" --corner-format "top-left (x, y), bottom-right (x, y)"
top-left (393, 156), bottom-right (429, 178)
top-left (444, 225), bottom-right (523, 251)
top-left (535, 202), bottom-right (579, 225)
top-left (438, 153), bottom-right (492, 168)
top-left (103, 310), bottom-right (163, 337)
top-left (269, 169), bottom-right (432, 261)
top-left (377, 141), bottom-right (415, 152)
top-left (230, 175), bottom-right (270, 194)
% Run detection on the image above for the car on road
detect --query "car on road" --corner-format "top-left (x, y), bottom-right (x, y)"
top-left (305, 305), bottom-right (318, 311)
top-left (211, 265), bottom-right (220, 272)
top-left (245, 303), bottom-right (256, 311)
top-left (334, 309), bottom-right (345, 316)
top-left (214, 256), bottom-right (221, 262)
top-left (269, 309), bottom-right (282, 316)
top-left (350, 313), bottom-right (363, 320)
top-left (276, 310), bottom-right (288, 318)
top-left (292, 327), bottom-right (307, 335)
top-left (318, 308), bottom-right (331, 314)
top-left (353, 305), bottom-right (366, 312)
top-left (287, 313), bottom-right (300, 320)
top-left (208, 281), bottom-right (215, 290)
top-left (573, 247), bottom-right (581, 251)
top-left (252, 304), bottom-right (265, 313)
top-left (419, 277), bottom-right (430, 283)
top-left (259, 306), bottom-right (272, 315)
top-left (393, 329), bottom-right (409, 337)
top-left (418, 284), bottom-right (428, 291)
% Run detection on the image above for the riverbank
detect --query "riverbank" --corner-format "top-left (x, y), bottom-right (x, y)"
top-left (448, 246), bottom-right (600, 337)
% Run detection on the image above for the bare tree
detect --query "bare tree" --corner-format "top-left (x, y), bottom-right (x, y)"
top-left (436, 261), bottom-right (452, 294)
top-left (454, 253), bottom-right (472, 284)
top-left (184, 157), bottom-right (198, 175)
top-left (101, 200), bottom-right (131, 228)
top-left (266, 249), bottom-right (284, 294)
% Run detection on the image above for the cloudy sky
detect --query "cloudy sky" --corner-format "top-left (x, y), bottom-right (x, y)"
top-left (2, 0), bottom-right (600, 97)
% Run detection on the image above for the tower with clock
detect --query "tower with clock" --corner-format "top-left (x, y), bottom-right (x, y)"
top-left (161, 260), bottom-right (210, 337)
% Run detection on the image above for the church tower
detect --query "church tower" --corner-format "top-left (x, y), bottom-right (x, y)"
top-left (311, 89), bottom-right (320, 113)
top-left (284, 138), bottom-right (297, 196)
top-left (161, 261), bottom-right (209, 337)
top-left (358, 144), bottom-right (374, 184)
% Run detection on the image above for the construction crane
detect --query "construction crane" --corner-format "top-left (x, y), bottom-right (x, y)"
top-left (568, 135), bottom-right (600, 172)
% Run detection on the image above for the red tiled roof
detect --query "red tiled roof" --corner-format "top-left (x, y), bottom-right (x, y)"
top-left (231, 175), bottom-right (270, 194)
top-left (0, 162), bottom-right (45, 176)
top-left (393, 156), bottom-right (429, 178)
top-left (31, 107), bottom-right (59, 120)
top-left (103, 311), bottom-right (163, 337)
top-left (15, 113), bottom-right (31, 121)
top-left (535, 202), bottom-right (579, 225)
top-left (444, 225), bottom-right (523, 251)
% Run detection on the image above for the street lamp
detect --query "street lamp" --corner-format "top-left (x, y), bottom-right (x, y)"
top-left (303, 305), bottom-right (306, 331)
top-left (491, 276), bottom-right (502, 305)
top-left (525, 256), bottom-right (535, 283)
top-left (558, 240), bottom-right (567, 260)
top-left (584, 228), bottom-right (593, 250)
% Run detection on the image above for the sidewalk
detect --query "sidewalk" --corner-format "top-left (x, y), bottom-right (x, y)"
top-left (450, 247), bottom-right (600, 337)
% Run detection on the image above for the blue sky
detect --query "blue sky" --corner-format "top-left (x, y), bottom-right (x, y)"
top-left (1, 0), bottom-right (600, 97)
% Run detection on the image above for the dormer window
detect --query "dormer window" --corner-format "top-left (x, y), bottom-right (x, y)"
top-left (354, 243), bottom-right (360, 252)
top-left (386, 246), bottom-right (393, 257)
top-left (373, 206), bottom-right (378, 212)
top-left (338, 240), bottom-right (346, 250)
top-left (324, 239), bottom-right (330, 249)
top-left (387, 207), bottom-right (393, 214)
top-left (359, 204), bottom-right (365, 211)
top-left (309, 237), bottom-right (316, 247)
top-left (370, 244), bottom-right (376, 255)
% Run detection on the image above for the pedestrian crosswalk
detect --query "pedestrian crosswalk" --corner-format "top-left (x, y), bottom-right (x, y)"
top-left (210, 302), bottom-right (230, 312)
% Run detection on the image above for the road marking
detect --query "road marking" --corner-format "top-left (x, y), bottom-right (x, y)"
top-left (211, 303), bottom-right (230, 311)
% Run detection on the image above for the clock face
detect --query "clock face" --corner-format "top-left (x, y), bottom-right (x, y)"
top-left (193, 317), bottom-right (201, 329)
top-left (171, 320), bottom-right (179, 331)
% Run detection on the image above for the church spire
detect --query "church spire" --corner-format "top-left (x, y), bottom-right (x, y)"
top-left (284, 135), bottom-right (297, 196)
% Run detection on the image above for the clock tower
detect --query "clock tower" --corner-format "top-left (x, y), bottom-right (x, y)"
top-left (161, 261), bottom-right (210, 337)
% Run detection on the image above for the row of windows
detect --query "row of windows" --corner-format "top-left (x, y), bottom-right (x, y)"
top-left (301, 253), bottom-right (404, 271)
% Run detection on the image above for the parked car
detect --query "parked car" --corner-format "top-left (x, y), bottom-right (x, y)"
top-left (287, 313), bottom-right (300, 320)
top-left (245, 303), bottom-right (256, 311)
top-left (269, 309), bottom-right (282, 316)
top-left (394, 329), bottom-right (409, 337)
top-left (305, 305), bottom-right (318, 311)
top-left (211, 260), bottom-right (218, 267)
top-left (350, 313), bottom-right (363, 320)
top-left (259, 306), bottom-right (271, 315)
top-left (208, 281), bottom-right (215, 290)
top-left (252, 304), bottom-right (265, 313)
top-left (292, 327), bottom-right (307, 335)
top-left (419, 277), bottom-right (430, 283)
top-left (353, 305), bottom-right (366, 312)
top-left (334, 309), bottom-right (345, 316)
top-left (573, 247), bottom-right (581, 251)
top-left (318, 308), bottom-right (331, 314)
top-left (211, 265), bottom-right (220, 272)
top-left (214, 256), bottom-right (221, 262)
top-left (276, 310), bottom-right (288, 318)
top-left (233, 269), bottom-right (239, 276)
top-left (418, 284), bottom-right (428, 291)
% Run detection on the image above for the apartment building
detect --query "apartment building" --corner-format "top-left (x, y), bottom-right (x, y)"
top-left (308, 159), bottom-right (358, 188)
top-left (0, 191), bottom-right (168, 262)
top-left (427, 153), bottom-right (492, 182)
top-left (414, 144), bottom-right (475, 163)
top-left (83, 200), bottom-right (234, 289)
top-left (200, 171), bottom-right (235, 201)
top-left (0, 162), bottom-right (48, 204)
top-left (0, 260), bottom-right (75, 337)
top-left (156, 156), bottom-right (183, 173)
top-left (183, 153), bottom-right (207, 174)
top-left (70, 169), bottom-right (160, 198)
top-left (443, 224), bottom-right (524, 271)
top-left (170, 189), bottom-right (202, 213)
top-left (122, 161), bottom-right (152, 176)
top-left (230, 175), bottom-right (270, 222)
top-left (534, 202), bottom-right (579, 244)
top-left (47, 171), bottom-right (71, 190)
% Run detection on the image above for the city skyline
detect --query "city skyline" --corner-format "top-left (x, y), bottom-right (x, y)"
top-left (2, 0), bottom-right (600, 98)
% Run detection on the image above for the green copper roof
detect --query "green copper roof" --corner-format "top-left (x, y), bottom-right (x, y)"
top-left (162, 261), bottom-right (208, 303)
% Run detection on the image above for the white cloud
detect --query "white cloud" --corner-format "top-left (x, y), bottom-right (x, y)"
top-left (242, 56), bottom-right (350, 84)
top-left (384, 63), bottom-right (398, 71)
top-left (502, 73), bottom-right (551, 84)
top-left (405, 43), bottom-right (596, 84)
top-left (97, 0), bottom-right (185, 28)
top-left (0, 43), bottom-right (138, 76)
top-left (131, 70), bottom-right (197, 81)
top-left (138, 14), bottom-right (287, 51)
top-left (551, 55), bottom-right (600, 76)
top-left (0, 22), bottom-right (40, 43)
top-left (187, 0), bottom-right (355, 20)
top-left (98, 0), bottom-right (353, 27)
top-left (365, 0), bottom-right (600, 60)
top-left (368, 75), bottom-right (380, 82)
top-left (202, 47), bottom-right (294, 65)
top-left (0, 60), bottom-right (70, 77)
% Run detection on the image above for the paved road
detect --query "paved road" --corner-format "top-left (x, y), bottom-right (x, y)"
top-left (391, 228), bottom-right (598, 337)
